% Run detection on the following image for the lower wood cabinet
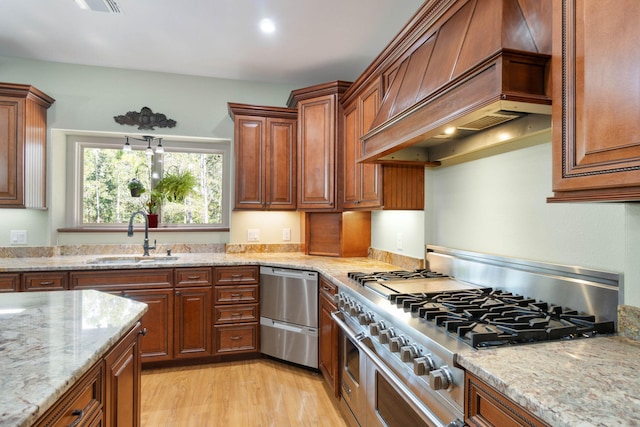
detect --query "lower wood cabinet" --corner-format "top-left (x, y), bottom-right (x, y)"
top-left (465, 372), bottom-right (549, 427)
top-left (0, 273), bottom-right (20, 292)
top-left (124, 289), bottom-right (174, 362)
top-left (104, 322), bottom-right (143, 427)
top-left (23, 272), bottom-right (69, 292)
top-left (318, 276), bottom-right (339, 396)
top-left (34, 322), bottom-right (142, 427)
top-left (213, 266), bottom-right (260, 356)
top-left (174, 286), bottom-right (212, 359)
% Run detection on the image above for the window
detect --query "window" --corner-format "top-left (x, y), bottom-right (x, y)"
top-left (66, 135), bottom-right (230, 228)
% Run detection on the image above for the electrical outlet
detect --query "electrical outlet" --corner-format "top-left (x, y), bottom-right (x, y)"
top-left (396, 232), bottom-right (403, 251)
top-left (247, 228), bottom-right (260, 242)
top-left (282, 228), bottom-right (291, 241)
top-left (10, 230), bottom-right (27, 245)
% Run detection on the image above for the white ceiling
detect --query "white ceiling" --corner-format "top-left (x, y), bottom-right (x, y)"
top-left (0, 0), bottom-right (424, 86)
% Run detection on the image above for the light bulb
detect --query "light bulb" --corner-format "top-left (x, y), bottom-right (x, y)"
top-left (122, 137), bottom-right (132, 152)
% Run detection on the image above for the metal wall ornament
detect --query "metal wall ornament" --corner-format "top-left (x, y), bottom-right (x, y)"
top-left (114, 106), bottom-right (177, 130)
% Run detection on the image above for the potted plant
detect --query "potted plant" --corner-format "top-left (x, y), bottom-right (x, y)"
top-left (145, 189), bottom-right (163, 228)
top-left (155, 170), bottom-right (197, 203)
top-left (127, 178), bottom-right (146, 197)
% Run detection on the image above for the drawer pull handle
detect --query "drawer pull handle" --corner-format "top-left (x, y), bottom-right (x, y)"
top-left (322, 286), bottom-right (331, 291)
top-left (231, 312), bottom-right (242, 317)
top-left (69, 409), bottom-right (85, 427)
top-left (230, 336), bottom-right (242, 340)
top-left (187, 275), bottom-right (200, 280)
top-left (230, 274), bottom-right (243, 280)
top-left (39, 281), bottom-right (54, 285)
top-left (230, 293), bottom-right (242, 297)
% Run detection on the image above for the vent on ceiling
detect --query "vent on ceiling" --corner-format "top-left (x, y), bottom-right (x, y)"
top-left (457, 112), bottom-right (521, 131)
top-left (74, 0), bottom-right (123, 13)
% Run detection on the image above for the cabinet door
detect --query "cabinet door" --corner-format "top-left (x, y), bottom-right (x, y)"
top-left (0, 98), bottom-right (21, 206)
top-left (124, 289), bottom-right (174, 362)
top-left (298, 94), bottom-right (337, 210)
top-left (0, 273), bottom-right (20, 292)
top-left (234, 115), bottom-right (266, 209)
top-left (358, 80), bottom-right (383, 208)
top-left (550, 1), bottom-right (640, 201)
top-left (104, 322), bottom-right (142, 427)
top-left (318, 278), bottom-right (339, 396)
top-left (174, 286), bottom-right (212, 359)
top-left (266, 117), bottom-right (297, 209)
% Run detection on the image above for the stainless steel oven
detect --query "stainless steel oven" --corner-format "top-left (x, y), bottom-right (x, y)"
top-left (333, 311), bottom-right (460, 427)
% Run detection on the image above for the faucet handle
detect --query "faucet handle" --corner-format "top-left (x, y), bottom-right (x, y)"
top-left (167, 248), bottom-right (172, 256)
top-left (149, 239), bottom-right (157, 251)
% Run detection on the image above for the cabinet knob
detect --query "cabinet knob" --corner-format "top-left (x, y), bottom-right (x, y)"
top-left (139, 328), bottom-right (148, 336)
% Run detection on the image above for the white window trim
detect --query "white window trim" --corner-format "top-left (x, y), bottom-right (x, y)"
top-left (65, 134), bottom-right (231, 229)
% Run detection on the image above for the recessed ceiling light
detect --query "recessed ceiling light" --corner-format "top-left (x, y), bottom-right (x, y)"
top-left (259, 18), bottom-right (276, 34)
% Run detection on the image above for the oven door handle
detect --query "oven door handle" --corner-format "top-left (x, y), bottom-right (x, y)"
top-left (331, 311), bottom-right (453, 427)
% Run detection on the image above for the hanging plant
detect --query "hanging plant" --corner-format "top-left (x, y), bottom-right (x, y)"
top-left (127, 178), bottom-right (146, 197)
top-left (155, 170), bottom-right (197, 203)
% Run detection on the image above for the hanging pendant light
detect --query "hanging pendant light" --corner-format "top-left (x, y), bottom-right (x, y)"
top-left (122, 136), bottom-right (132, 152)
top-left (155, 138), bottom-right (164, 154)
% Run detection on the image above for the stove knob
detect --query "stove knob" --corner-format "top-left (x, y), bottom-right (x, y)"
top-left (379, 327), bottom-right (396, 344)
top-left (369, 320), bottom-right (385, 336)
top-left (349, 303), bottom-right (362, 316)
top-left (429, 367), bottom-right (453, 391)
top-left (333, 293), bottom-right (341, 304)
top-left (358, 311), bottom-right (373, 325)
top-left (413, 354), bottom-right (435, 375)
top-left (338, 295), bottom-right (349, 309)
top-left (400, 344), bottom-right (419, 362)
top-left (389, 335), bottom-right (407, 352)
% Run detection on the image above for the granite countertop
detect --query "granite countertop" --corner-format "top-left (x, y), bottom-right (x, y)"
top-left (457, 337), bottom-right (640, 427)
top-left (2, 252), bottom-right (640, 426)
top-left (0, 290), bottom-right (148, 427)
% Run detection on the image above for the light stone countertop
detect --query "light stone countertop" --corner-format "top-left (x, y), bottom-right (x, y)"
top-left (2, 252), bottom-right (639, 427)
top-left (0, 290), bottom-right (148, 427)
top-left (456, 337), bottom-right (640, 427)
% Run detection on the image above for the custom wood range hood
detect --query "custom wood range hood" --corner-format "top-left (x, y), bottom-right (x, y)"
top-left (360, 0), bottom-right (552, 166)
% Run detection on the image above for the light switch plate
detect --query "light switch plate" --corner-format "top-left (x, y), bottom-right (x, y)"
top-left (247, 228), bottom-right (260, 242)
top-left (10, 230), bottom-right (27, 245)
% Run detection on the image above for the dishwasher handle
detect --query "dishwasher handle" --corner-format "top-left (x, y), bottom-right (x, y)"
top-left (260, 266), bottom-right (317, 281)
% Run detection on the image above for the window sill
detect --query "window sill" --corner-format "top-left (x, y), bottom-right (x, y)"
top-left (57, 226), bottom-right (230, 233)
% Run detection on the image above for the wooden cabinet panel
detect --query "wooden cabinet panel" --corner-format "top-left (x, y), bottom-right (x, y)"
top-left (104, 322), bottom-right (142, 427)
top-left (550, 1), bottom-right (640, 201)
top-left (318, 277), bottom-right (339, 397)
top-left (124, 289), bottom-right (174, 363)
top-left (305, 211), bottom-right (371, 257)
top-left (34, 362), bottom-right (103, 427)
top-left (70, 269), bottom-right (173, 291)
top-left (214, 324), bottom-right (258, 355)
top-left (382, 164), bottom-right (424, 210)
top-left (23, 272), bottom-right (68, 292)
top-left (229, 104), bottom-right (297, 210)
top-left (174, 286), bottom-right (212, 358)
top-left (465, 372), bottom-right (549, 427)
top-left (175, 267), bottom-right (211, 287)
top-left (214, 285), bottom-right (259, 305)
top-left (343, 79), bottom-right (383, 210)
top-left (214, 303), bottom-right (259, 324)
top-left (0, 83), bottom-right (54, 208)
top-left (213, 265), bottom-right (259, 285)
top-left (0, 272), bottom-right (20, 292)
top-left (298, 94), bottom-right (338, 210)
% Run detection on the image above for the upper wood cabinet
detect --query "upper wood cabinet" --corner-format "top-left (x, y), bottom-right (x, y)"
top-left (228, 103), bottom-right (297, 210)
top-left (343, 79), bottom-right (383, 210)
top-left (549, 1), bottom-right (640, 202)
top-left (288, 81), bottom-right (351, 211)
top-left (0, 83), bottom-right (54, 208)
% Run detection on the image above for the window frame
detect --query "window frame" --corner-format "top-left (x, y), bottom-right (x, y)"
top-left (65, 134), bottom-right (231, 229)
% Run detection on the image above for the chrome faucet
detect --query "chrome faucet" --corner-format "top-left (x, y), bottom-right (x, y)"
top-left (127, 210), bottom-right (156, 256)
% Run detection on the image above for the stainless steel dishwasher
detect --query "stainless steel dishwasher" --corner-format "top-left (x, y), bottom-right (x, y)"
top-left (260, 266), bottom-right (319, 369)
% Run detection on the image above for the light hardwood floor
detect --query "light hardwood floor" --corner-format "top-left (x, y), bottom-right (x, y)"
top-left (141, 358), bottom-right (348, 427)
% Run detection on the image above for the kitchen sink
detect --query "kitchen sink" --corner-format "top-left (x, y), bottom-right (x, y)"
top-left (86, 256), bottom-right (179, 265)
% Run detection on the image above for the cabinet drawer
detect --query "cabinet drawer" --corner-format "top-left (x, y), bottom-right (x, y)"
top-left (0, 273), bottom-right (20, 292)
top-left (319, 276), bottom-right (337, 298)
top-left (214, 303), bottom-right (259, 324)
top-left (214, 285), bottom-right (259, 304)
top-left (214, 324), bottom-right (258, 354)
top-left (35, 362), bottom-right (103, 427)
top-left (175, 267), bottom-right (212, 287)
top-left (213, 266), bottom-right (259, 285)
top-left (70, 269), bottom-right (173, 291)
top-left (23, 272), bottom-right (68, 291)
